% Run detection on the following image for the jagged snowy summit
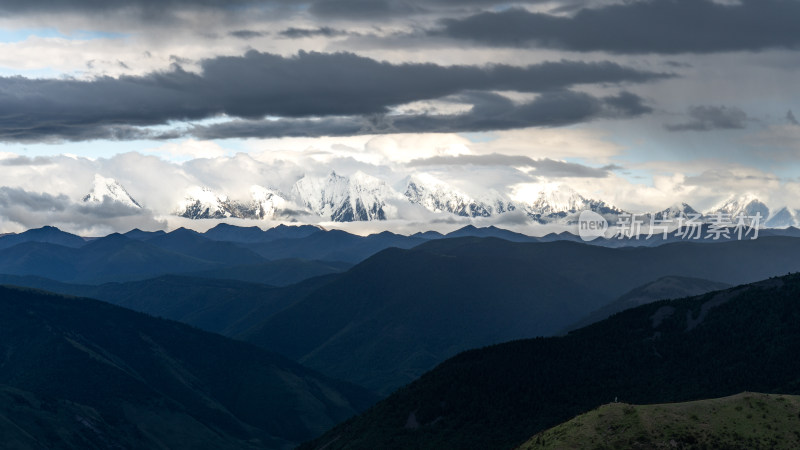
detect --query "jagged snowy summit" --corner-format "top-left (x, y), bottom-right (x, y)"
top-left (82, 174), bottom-right (141, 208)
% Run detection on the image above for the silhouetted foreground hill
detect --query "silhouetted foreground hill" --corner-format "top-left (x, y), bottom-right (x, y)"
top-left (518, 393), bottom-right (800, 450)
top-left (302, 272), bottom-right (800, 450)
top-left (0, 286), bottom-right (376, 450)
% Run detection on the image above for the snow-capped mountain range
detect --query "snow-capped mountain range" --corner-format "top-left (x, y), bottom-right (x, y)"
top-left (404, 173), bottom-right (495, 218)
top-left (81, 172), bottom-right (800, 228)
top-left (519, 184), bottom-right (622, 224)
top-left (176, 185), bottom-right (291, 220)
top-left (292, 171), bottom-right (399, 222)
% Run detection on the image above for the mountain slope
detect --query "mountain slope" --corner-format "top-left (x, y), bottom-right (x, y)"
top-left (145, 227), bottom-right (266, 266)
top-left (404, 173), bottom-right (495, 217)
top-left (0, 286), bottom-right (377, 449)
top-left (245, 240), bottom-right (605, 395)
top-left (0, 226), bottom-right (86, 250)
top-left (202, 223), bottom-right (321, 243)
top-left (301, 272), bottom-right (800, 449)
top-left (244, 229), bottom-right (426, 263)
top-left (0, 234), bottom-right (224, 283)
top-left (519, 393), bottom-right (800, 450)
top-left (246, 236), bottom-right (800, 395)
top-left (563, 275), bottom-right (731, 333)
top-left (185, 259), bottom-right (351, 286)
top-left (0, 273), bottom-right (339, 339)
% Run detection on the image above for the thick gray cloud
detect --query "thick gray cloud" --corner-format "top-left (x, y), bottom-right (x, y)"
top-left (0, 0), bottom-right (556, 20)
top-left (406, 153), bottom-right (618, 178)
top-left (308, 0), bottom-right (424, 19)
top-left (279, 27), bottom-right (350, 39)
top-left (0, 0), bottom-right (269, 14)
top-left (229, 30), bottom-right (268, 39)
top-left (434, 0), bottom-right (800, 54)
top-left (388, 90), bottom-right (651, 133)
top-left (0, 186), bottom-right (165, 233)
top-left (665, 105), bottom-right (748, 132)
top-left (0, 187), bottom-right (68, 212)
top-left (0, 51), bottom-right (667, 142)
top-left (194, 90), bottom-right (651, 139)
top-left (0, 156), bottom-right (53, 166)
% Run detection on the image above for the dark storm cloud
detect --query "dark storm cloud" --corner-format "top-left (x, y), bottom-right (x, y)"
top-left (306, 0), bottom-right (582, 19)
top-left (229, 30), bottom-right (268, 39)
top-left (434, 0), bottom-right (800, 54)
top-left (407, 153), bottom-right (618, 178)
top-left (279, 27), bottom-right (350, 39)
top-left (0, 51), bottom-right (668, 142)
top-left (193, 90), bottom-right (651, 139)
top-left (308, 0), bottom-right (424, 19)
top-left (0, 0), bottom-right (268, 14)
top-left (0, 0), bottom-right (556, 19)
top-left (192, 116), bottom-right (368, 140)
top-left (787, 110), bottom-right (799, 126)
top-left (665, 106), bottom-right (749, 132)
top-left (388, 90), bottom-right (651, 133)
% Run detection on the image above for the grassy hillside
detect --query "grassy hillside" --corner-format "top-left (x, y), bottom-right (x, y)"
top-left (301, 272), bottom-right (800, 449)
top-left (519, 393), bottom-right (800, 450)
top-left (0, 285), bottom-right (376, 449)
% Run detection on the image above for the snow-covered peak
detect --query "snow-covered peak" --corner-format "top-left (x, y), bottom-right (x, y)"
top-left (249, 185), bottom-right (289, 219)
top-left (513, 183), bottom-right (623, 223)
top-left (292, 171), bottom-right (400, 221)
top-left (765, 206), bottom-right (800, 228)
top-left (654, 202), bottom-right (699, 220)
top-left (82, 174), bottom-right (141, 208)
top-left (405, 173), bottom-right (493, 217)
top-left (518, 183), bottom-right (588, 215)
top-left (176, 186), bottom-right (231, 219)
top-left (176, 185), bottom-right (292, 220)
top-left (707, 194), bottom-right (769, 219)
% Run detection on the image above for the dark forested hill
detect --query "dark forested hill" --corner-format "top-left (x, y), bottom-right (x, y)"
top-left (0, 286), bottom-right (376, 450)
top-left (562, 275), bottom-right (732, 333)
top-left (302, 272), bottom-right (800, 450)
top-left (247, 236), bottom-right (800, 394)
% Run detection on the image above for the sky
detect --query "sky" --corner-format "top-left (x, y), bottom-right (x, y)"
top-left (1, 0), bottom-right (799, 235)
